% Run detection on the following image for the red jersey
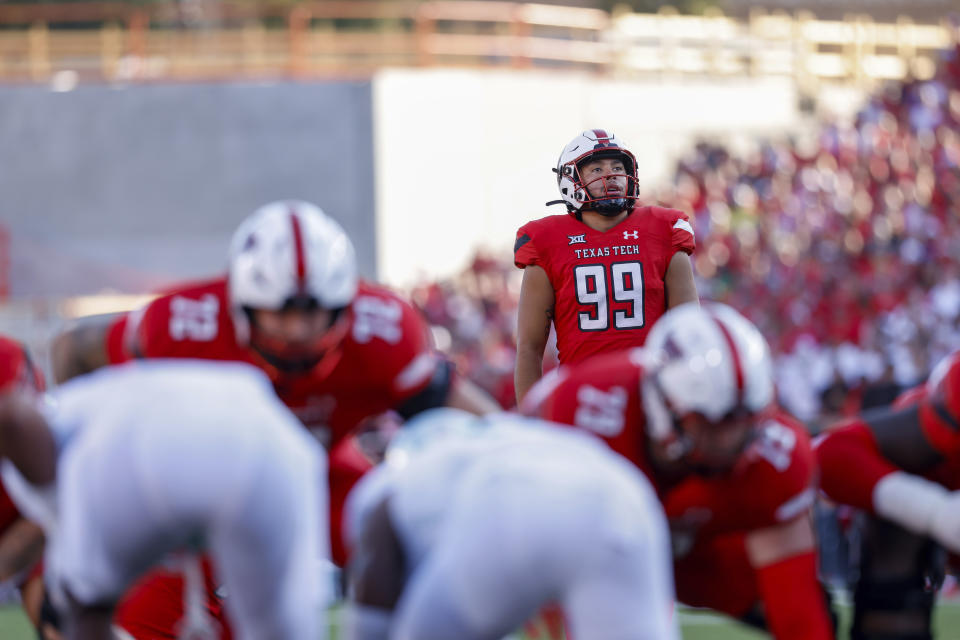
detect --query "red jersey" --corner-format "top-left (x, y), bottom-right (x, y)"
top-left (514, 206), bottom-right (694, 365)
top-left (527, 348), bottom-right (816, 540)
top-left (527, 348), bottom-right (826, 635)
top-left (105, 276), bottom-right (439, 449)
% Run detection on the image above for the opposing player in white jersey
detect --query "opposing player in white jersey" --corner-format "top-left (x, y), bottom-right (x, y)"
top-left (0, 359), bottom-right (328, 640)
top-left (344, 409), bottom-right (677, 640)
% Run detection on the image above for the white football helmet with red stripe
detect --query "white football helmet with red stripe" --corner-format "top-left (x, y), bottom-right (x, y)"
top-left (641, 303), bottom-right (774, 467)
top-left (228, 200), bottom-right (358, 369)
top-left (555, 129), bottom-right (639, 214)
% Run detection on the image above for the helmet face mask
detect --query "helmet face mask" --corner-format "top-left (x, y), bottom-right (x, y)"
top-left (228, 200), bottom-right (358, 374)
top-left (555, 130), bottom-right (639, 215)
top-left (642, 303), bottom-right (775, 474)
top-left (670, 408), bottom-right (758, 474)
top-left (246, 304), bottom-right (351, 374)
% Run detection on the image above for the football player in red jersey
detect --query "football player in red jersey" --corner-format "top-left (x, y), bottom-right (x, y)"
top-left (524, 303), bottom-right (834, 640)
top-left (514, 129), bottom-right (698, 403)
top-left (816, 350), bottom-right (960, 640)
top-left (50, 200), bottom-right (499, 639)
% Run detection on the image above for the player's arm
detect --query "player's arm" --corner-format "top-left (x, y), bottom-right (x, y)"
top-left (49, 314), bottom-right (120, 384)
top-left (0, 394), bottom-right (57, 487)
top-left (816, 413), bottom-right (960, 553)
top-left (443, 374), bottom-right (500, 415)
top-left (745, 515), bottom-right (834, 640)
top-left (394, 358), bottom-right (499, 420)
top-left (815, 420), bottom-right (905, 512)
top-left (664, 252), bottom-right (698, 309)
top-left (0, 518), bottom-right (43, 583)
top-left (345, 497), bottom-right (403, 640)
top-left (515, 265), bottom-right (554, 405)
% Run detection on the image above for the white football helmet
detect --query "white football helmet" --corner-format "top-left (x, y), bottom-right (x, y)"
top-left (228, 200), bottom-right (358, 370)
top-left (554, 129), bottom-right (639, 215)
top-left (641, 303), bottom-right (774, 460)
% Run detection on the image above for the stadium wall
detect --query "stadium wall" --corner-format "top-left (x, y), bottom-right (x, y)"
top-left (0, 82), bottom-right (376, 295)
top-left (374, 69), bottom-right (806, 287)
top-left (2, 71), bottom-right (846, 298)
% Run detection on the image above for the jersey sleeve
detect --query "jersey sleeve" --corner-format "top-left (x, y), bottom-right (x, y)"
top-left (124, 294), bottom-right (184, 359)
top-left (354, 293), bottom-right (441, 405)
top-left (514, 222), bottom-right (541, 269)
top-left (669, 210), bottom-right (695, 255)
top-left (104, 313), bottom-right (133, 364)
top-left (525, 356), bottom-right (646, 465)
top-left (120, 286), bottom-right (229, 360)
top-left (815, 419), bottom-right (899, 512)
top-left (737, 417), bottom-right (817, 528)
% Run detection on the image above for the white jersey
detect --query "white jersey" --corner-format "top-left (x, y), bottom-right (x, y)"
top-left (346, 410), bottom-right (677, 640)
top-left (4, 359), bottom-right (297, 531)
top-left (4, 360), bottom-right (328, 640)
top-left (348, 411), bottom-right (647, 567)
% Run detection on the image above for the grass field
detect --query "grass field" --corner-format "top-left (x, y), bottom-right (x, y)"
top-left (2, 600), bottom-right (959, 639)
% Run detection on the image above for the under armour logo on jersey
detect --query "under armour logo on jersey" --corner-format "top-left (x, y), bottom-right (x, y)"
top-left (623, 230), bottom-right (639, 240)
top-left (568, 234), bottom-right (586, 245)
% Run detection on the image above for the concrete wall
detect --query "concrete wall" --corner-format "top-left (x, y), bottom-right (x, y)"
top-left (0, 81), bottom-right (376, 296)
top-left (1, 71), bottom-right (864, 297)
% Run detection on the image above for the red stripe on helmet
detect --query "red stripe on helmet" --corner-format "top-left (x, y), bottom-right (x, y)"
top-left (713, 315), bottom-right (745, 407)
top-left (289, 207), bottom-right (308, 292)
top-left (592, 129), bottom-right (613, 148)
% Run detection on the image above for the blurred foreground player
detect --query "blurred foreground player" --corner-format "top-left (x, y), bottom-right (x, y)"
top-left (0, 359), bottom-right (328, 640)
top-left (344, 409), bottom-right (677, 640)
top-left (525, 303), bottom-right (834, 639)
top-left (49, 200), bottom-right (497, 638)
top-left (817, 349), bottom-right (960, 640)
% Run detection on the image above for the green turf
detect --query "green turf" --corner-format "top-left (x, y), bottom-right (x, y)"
top-left (0, 607), bottom-right (36, 639)
top-left (2, 600), bottom-right (959, 639)
top-left (678, 601), bottom-right (960, 640)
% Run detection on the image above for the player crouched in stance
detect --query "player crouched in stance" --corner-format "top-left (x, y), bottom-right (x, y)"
top-left (525, 303), bottom-right (835, 640)
top-left (816, 350), bottom-right (960, 640)
top-left (0, 359), bottom-right (328, 640)
top-left (343, 409), bottom-right (678, 640)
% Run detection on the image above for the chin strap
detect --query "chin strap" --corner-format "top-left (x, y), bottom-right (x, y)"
top-left (545, 199), bottom-right (567, 207)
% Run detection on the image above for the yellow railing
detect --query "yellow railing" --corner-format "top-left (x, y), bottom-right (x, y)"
top-left (0, 2), bottom-right (954, 88)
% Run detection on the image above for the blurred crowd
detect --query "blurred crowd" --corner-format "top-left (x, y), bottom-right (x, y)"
top-left (410, 42), bottom-right (960, 426)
